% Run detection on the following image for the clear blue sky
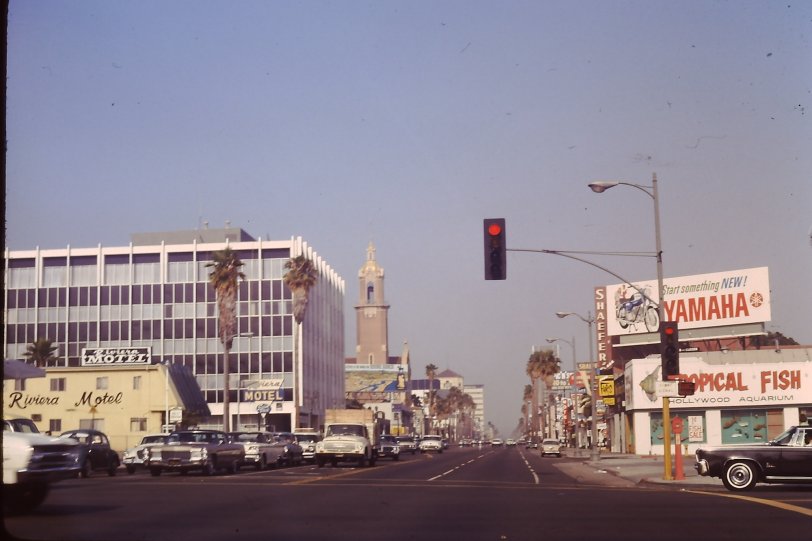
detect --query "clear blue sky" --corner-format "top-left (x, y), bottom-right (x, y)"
top-left (6, 1), bottom-right (811, 436)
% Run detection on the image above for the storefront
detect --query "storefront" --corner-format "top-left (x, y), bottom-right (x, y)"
top-left (623, 348), bottom-right (811, 456)
top-left (2, 351), bottom-right (209, 453)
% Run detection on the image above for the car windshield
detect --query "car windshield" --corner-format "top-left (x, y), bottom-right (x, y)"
top-left (296, 434), bottom-right (319, 443)
top-left (232, 433), bottom-right (264, 443)
top-left (169, 432), bottom-right (219, 444)
top-left (327, 424), bottom-right (365, 437)
top-left (771, 427), bottom-right (798, 446)
top-left (4, 419), bottom-right (40, 433)
top-left (142, 436), bottom-right (166, 444)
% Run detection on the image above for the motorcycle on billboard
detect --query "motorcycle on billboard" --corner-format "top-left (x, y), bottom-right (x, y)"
top-left (614, 284), bottom-right (659, 332)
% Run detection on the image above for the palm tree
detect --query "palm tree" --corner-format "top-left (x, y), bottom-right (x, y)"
top-left (425, 363), bottom-right (438, 434)
top-left (283, 255), bottom-right (319, 428)
top-left (206, 247), bottom-right (245, 433)
top-left (283, 255), bottom-right (318, 324)
top-left (526, 349), bottom-right (560, 441)
top-left (23, 338), bottom-right (59, 367)
top-left (522, 384), bottom-right (533, 437)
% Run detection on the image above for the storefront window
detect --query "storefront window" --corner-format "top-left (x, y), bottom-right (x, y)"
top-left (649, 410), bottom-right (707, 444)
top-left (720, 409), bottom-right (776, 444)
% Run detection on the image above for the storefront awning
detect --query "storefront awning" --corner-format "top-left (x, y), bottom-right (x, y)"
top-left (3, 359), bottom-right (46, 380)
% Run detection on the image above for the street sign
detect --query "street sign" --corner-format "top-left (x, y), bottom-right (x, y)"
top-left (598, 376), bottom-right (614, 397)
top-left (656, 381), bottom-right (679, 397)
top-left (256, 403), bottom-right (272, 414)
top-left (169, 407), bottom-right (183, 423)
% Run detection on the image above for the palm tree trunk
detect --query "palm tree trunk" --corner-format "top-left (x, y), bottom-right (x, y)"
top-left (223, 344), bottom-right (231, 432)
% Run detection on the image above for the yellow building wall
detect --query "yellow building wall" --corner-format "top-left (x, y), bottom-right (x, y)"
top-left (3, 365), bottom-right (184, 452)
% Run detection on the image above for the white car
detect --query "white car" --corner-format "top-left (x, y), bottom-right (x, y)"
top-left (541, 438), bottom-right (562, 457)
top-left (419, 435), bottom-right (443, 453)
top-left (123, 434), bottom-right (167, 474)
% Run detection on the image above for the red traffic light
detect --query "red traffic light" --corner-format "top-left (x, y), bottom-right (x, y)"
top-left (487, 223), bottom-right (502, 236)
top-left (664, 326), bottom-right (675, 335)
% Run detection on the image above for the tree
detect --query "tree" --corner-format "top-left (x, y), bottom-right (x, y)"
top-left (283, 255), bottom-right (318, 324)
top-left (425, 363), bottom-right (438, 434)
top-left (206, 247), bottom-right (245, 433)
top-left (23, 338), bottom-right (59, 367)
top-left (283, 255), bottom-right (319, 428)
top-left (526, 349), bottom-right (560, 440)
top-left (521, 384), bottom-right (533, 436)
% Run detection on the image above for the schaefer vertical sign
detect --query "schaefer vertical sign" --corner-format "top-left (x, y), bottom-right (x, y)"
top-left (594, 286), bottom-right (613, 372)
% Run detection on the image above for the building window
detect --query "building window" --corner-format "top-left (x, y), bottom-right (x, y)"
top-left (130, 418), bottom-right (148, 432)
top-left (720, 409), bottom-right (781, 444)
top-left (649, 410), bottom-right (707, 444)
top-left (96, 377), bottom-right (109, 390)
top-left (49, 419), bottom-right (62, 434)
top-left (133, 375), bottom-right (142, 390)
top-left (79, 419), bottom-right (104, 431)
top-left (367, 283), bottom-right (374, 303)
top-left (7, 262), bottom-right (36, 289)
top-left (50, 378), bottom-right (66, 392)
top-left (70, 256), bottom-right (98, 286)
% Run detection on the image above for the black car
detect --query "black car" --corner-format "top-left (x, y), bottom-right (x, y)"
top-left (59, 429), bottom-right (121, 478)
top-left (695, 424), bottom-right (812, 491)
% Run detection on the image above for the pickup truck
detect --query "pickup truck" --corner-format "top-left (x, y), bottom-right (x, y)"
top-left (315, 409), bottom-right (381, 467)
top-left (3, 417), bottom-right (82, 514)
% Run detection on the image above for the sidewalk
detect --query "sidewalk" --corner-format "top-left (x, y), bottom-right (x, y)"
top-left (556, 447), bottom-right (722, 488)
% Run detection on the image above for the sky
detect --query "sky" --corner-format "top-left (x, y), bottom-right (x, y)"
top-left (5, 0), bottom-right (812, 437)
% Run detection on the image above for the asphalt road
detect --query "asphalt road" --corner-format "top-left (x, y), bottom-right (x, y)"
top-left (4, 446), bottom-right (810, 541)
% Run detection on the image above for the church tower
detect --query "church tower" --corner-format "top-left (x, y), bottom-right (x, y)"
top-left (355, 242), bottom-right (390, 364)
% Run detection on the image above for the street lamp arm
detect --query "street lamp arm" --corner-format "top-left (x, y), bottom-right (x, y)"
top-left (509, 248), bottom-right (660, 309)
top-left (556, 311), bottom-right (593, 324)
top-left (589, 181), bottom-right (654, 199)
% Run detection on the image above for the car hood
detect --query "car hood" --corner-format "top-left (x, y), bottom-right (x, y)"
top-left (698, 443), bottom-right (774, 452)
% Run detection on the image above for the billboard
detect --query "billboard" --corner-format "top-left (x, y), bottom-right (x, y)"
top-left (345, 364), bottom-right (407, 402)
top-left (81, 347), bottom-right (151, 366)
top-left (605, 267), bottom-right (770, 336)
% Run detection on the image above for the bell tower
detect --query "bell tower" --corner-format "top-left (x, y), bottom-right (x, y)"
top-left (355, 242), bottom-right (390, 364)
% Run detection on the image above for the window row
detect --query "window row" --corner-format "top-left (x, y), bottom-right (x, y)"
top-left (648, 408), bottom-right (786, 445)
top-left (6, 316), bottom-right (293, 344)
top-left (6, 281), bottom-right (292, 309)
top-left (7, 255), bottom-right (291, 288)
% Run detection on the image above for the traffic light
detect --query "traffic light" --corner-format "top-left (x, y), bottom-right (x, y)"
top-left (660, 321), bottom-right (680, 379)
top-left (483, 218), bottom-right (506, 280)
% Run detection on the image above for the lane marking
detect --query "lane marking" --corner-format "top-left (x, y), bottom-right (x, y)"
top-left (685, 489), bottom-right (812, 517)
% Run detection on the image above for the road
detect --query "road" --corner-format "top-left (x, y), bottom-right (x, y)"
top-left (4, 445), bottom-right (810, 541)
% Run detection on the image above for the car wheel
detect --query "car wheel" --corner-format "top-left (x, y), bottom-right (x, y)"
top-left (203, 461), bottom-right (216, 476)
top-left (316, 458), bottom-right (325, 468)
top-left (257, 456), bottom-right (267, 471)
top-left (4, 484), bottom-right (50, 515)
top-left (228, 460), bottom-right (238, 475)
top-left (79, 461), bottom-right (91, 479)
top-left (126, 465), bottom-right (136, 475)
top-left (723, 461), bottom-right (759, 491)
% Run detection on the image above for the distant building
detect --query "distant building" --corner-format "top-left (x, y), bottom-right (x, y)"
top-left (3, 228), bottom-right (345, 436)
top-left (344, 243), bottom-right (412, 434)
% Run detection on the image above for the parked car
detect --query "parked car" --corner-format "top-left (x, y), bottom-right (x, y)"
top-left (491, 438), bottom-right (504, 447)
top-left (506, 439), bottom-right (517, 446)
top-left (541, 438), bottom-right (562, 457)
top-left (419, 435), bottom-right (443, 453)
top-left (269, 432), bottom-right (304, 466)
top-left (294, 430), bottom-right (322, 463)
top-left (377, 435), bottom-right (401, 461)
top-left (122, 434), bottom-right (167, 474)
top-left (147, 430), bottom-right (244, 476)
top-left (396, 436), bottom-right (417, 455)
top-left (229, 432), bottom-right (283, 470)
top-left (695, 424), bottom-right (812, 491)
top-left (59, 429), bottom-right (120, 478)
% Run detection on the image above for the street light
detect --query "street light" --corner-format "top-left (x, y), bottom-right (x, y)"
top-left (589, 172), bottom-right (671, 479)
top-left (556, 311), bottom-right (599, 461)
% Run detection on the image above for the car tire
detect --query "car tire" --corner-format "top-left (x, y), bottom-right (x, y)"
top-left (257, 456), bottom-right (267, 471)
top-left (203, 461), bottom-right (216, 476)
top-left (126, 465), bottom-right (136, 475)
top-left (723, 461), bottom-right (759, 491)
top-left (79, 461), bottom-right (91, 479)
top-left (316, 457), bottom-right (325, 468)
